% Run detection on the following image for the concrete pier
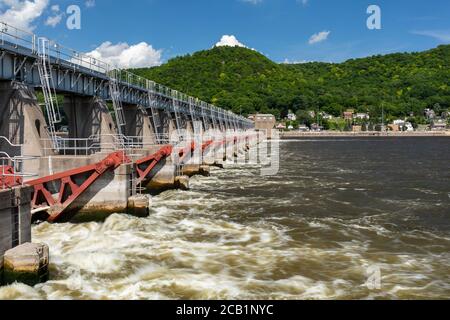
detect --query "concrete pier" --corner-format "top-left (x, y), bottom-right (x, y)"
top-left (30, 154), bottom-right (133, 222)
top-left (3, 242), bottom-right (49, 286)
top-left (72, 163), bottom-right (133, 222)
top-left (124, 105), bottom-right (157, 145)
top-left (127, 194), bottom-right (152, 218)
top-left (27, 146), bottom-right (179, 222)
top-left (0, 186), bottom-right (33, 285)
top-left (199, 165), bottom-right (211, 177)
top-left (202, 146), bottom-right (216, 166)
top-left (0, 81), bottom-right (55, 175)
top-left (145, 160), bottom-right (176, 193)
top-left (0, 80), bottom-right (256, 225)
top-left (64, 96), bottom-right (118, 149)
top-left (0, 31), bottom-right (259, 289)
top-left (182, 163), bottom-right (201, 177)
top-left (225, 141), bottom-right (234, 162)
top-left (215, 144), bottom-right (227, 165)
top-left (175, 175), bottom-right (190, 191)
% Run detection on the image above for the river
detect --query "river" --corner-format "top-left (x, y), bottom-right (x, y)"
top-left (0, 137), bottom-right (449, 299)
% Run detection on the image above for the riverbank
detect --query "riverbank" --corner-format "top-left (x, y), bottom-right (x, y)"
top-left (280, 131), bottom-right (450, 138)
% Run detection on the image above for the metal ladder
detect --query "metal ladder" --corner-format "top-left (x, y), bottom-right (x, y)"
top-left (189, 97), bottom-right (196, 124)
top-left (233, 116), bottom-right (239, 131)
top-left (150, 107), bottom-right (162, 143)
top-left (201, 103), bottom-right (209, 131)
top-left (146, 81), bottom-right (162, 137)
top-left (175, 163), bottom-right (183, 177)
top-left (172, 90), bottom-right (182, 135)
top-left (210, 105), bottom-right (217, 131)
top-left (37, 37), bottom-right (61, 147)
top-left (218, 109), bottom-right (225, 131)
top-left (11, 194), bottom-right (20, 247)
top-left (108, 71), bottom-right (126, 135)
top-left (149, 103), bottom-right (162, 138)
top-left (227, 114), bottom-right (233, 131)
top-left (130, 164), bottom-right (145, 196)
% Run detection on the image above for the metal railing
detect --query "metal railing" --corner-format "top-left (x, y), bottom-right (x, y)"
top-left (0, 137), bottom-right (37, 190)
top-left (41, 133), bottom-right (174, 157)
top-left (41, 129), bottom-right (227, 156)
top-left (0, 152), bottom-right (37, 189)
top-left (0, 21), bottom-right (36, 53)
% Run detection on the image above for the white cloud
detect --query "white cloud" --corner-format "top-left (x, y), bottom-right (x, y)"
top-left (308, 30), bottom-right (330, 44)
top-left (45, 13), bottom-right (62, 27)
top-left (282, 58), bottom-right (309, 64)
top-left (85, 0), bottom-right (95, 8)
top-left (215, 35), bottom-right (247, 48)
top-left (45, 3), bottom-right (62, 27)
top-left (240, 0), bottom-right (262, 4)
top-left (298, 0), bottom-right (308, 6)
top-left (86, 41), bottom-right (163, 68)
top-left (0, 0), bottom-right (49, 31)
top-left (412, 30), bottom-right (450, 42)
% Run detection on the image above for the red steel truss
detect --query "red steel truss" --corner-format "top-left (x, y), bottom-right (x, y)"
top-left (0, 136), bottom-right (249, 222)
top-left (26, 151), bottom-right (131, 222)
top-left (175, 140), bottom-right (214, 165)
top-left (202, 140), bottom-right (214, 152)
top-left (134, 145), bottom-right (173, 185)
top-left (177, 141), bottom-right (196, 164)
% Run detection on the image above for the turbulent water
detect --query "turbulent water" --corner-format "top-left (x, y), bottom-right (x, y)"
top-left (1, 137), bottom-right (449, 300)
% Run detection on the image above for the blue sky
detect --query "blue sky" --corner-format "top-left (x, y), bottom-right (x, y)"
top-left (1, 0), bottom-right (450, 67)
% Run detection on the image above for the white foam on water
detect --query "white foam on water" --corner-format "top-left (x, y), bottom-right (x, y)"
top-left (0, 284), bottom-right (43, 300)
top-left (1, 154), bottom-right (449, 300)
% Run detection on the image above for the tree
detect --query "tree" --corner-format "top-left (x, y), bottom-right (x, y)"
top-left (326, 118), bottom-right (347, 131)
top-left (296, 110), bottom-right (314, 127)
top-left (130, 44), bottom-right (450, 120)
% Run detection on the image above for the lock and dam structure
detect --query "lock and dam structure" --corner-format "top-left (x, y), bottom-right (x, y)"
top-left (0, 22), bottom-right (260, 283)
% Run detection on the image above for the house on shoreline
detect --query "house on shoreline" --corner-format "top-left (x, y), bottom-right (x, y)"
top-left (430, 119), bottom-right (448, 131)
top-left (250, 114), bottom-right (277, 136)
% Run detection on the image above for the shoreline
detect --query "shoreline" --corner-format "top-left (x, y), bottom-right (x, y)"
top-left (280, 131), bottom-right (450, 138)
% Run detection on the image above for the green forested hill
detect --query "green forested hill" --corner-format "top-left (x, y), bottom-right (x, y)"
top-left (132, 45), bottom-right (450, 120)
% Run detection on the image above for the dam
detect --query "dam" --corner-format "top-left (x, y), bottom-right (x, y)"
top-left (0, 22), bottom-right (259, 285)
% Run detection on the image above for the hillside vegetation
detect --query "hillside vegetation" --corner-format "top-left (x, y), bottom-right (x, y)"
top-left (132, 45), bottom-right (450, 120)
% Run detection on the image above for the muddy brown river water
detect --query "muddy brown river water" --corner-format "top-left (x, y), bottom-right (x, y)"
top-left (1, 137), bottom-right (449, 299)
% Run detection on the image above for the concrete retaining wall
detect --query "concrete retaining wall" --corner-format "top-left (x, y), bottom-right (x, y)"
top-left (33, 144), bottom-right (177, 220)
top-left (0, 187), bottom-right (32, 284)
top-left (72, 163), bottom-right (132, 221)
top-left (0, 81), bottom-right (54, 177)
top-left (34, 155), bottom-right (132, 221)
top-left (124, 105), bottom-right (157, 145)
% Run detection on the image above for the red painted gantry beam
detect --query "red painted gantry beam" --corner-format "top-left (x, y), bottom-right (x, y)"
top-left (26, 151), bottom-right (131, 222)
top-left (134, 145), bottom-right (173, 185)
top-left (0, 166), bottom-right (23, 189)
top-left (0, 136), bottom-right (249, 221)
top-left (202, 140), bottom-right (213, 153)
top-left (177, 141), bottom-right (196, 164)
top-left (175, 140), bottom-right (214, 165)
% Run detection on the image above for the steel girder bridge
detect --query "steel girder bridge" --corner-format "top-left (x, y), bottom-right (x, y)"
top-left (0, 21), bottom-right (254, 138)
